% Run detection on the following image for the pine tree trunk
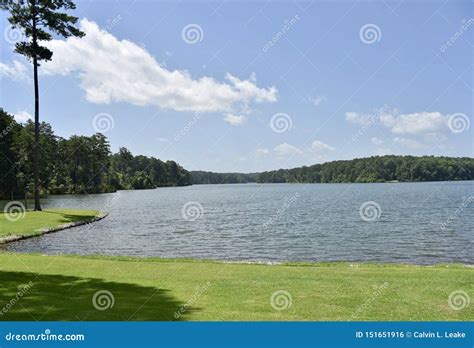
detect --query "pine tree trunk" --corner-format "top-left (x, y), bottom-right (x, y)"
top-left (33, 56), bottom-right (41, 211)
top-left (32, 7), bottom-right (41, 211)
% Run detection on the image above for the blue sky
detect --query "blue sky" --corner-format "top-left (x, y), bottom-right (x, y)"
top-left (1, 0), bottom-right (472, 172)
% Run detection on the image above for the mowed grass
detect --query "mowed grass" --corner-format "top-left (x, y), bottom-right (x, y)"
top-left (0, 209), bottom-right (101, 239)
top-left (0, 253), bottom-right (472, 321)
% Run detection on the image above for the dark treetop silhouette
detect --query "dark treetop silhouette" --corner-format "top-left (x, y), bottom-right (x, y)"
top-left (1, 0), bottom-right (85, 210)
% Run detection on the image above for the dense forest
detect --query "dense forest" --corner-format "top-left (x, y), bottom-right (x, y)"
top-left (190, 171), bottom-right (258, 185)
top-left (192, 156), bottom-right (474, 184)
top-left (0, 108), bottom-right (191, 199)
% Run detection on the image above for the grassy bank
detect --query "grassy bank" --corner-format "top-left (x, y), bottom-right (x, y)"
top-left (0, 253), bottom-right (471, 321)
top-left (0, 209), bottom-right (103, 242)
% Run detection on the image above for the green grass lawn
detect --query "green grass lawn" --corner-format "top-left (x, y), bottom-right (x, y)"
top-left (0, 253), bottom-right (471, 321)
top-left (0, 209), bottom-right (101, 240)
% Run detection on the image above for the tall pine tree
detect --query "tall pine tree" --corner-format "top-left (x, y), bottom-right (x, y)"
top-left (1, 0), bottom-right (84, 210)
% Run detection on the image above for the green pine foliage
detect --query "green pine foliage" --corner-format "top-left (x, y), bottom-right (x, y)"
top-left (0, 108), bottom-right (191, 199)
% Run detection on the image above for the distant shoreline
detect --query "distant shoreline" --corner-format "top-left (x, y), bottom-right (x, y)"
top-left (191, 155), bottom-right (474, 185)
top-left (189, 179), bottom-right (473, 185)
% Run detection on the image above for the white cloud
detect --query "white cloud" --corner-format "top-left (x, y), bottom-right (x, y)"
top-left (346, 109), bottom-right (455, 151)
top-left (371, 137), bottom-right (383, 145)
top-left (311, 95), bottom-right (326, 106)
top-left (393, 137), bottom-right (426, 149)
top-left (0, 60), bottom-right (30, 82)
top-left (256, 148), bottom-right (269, 156)
top-left (345, 106), bottom-right (393, 126)
top-left (40, 19), bottom-right (277, 113)
top-left (380, 112), bottom-right (449, 135)
top-left (273, 143), bottom-right (303, 158)
top-left (223, 114), bottom-right (245, 125)
top-left (13, 110), bottom-right (33, 123)
top-left (345, 111), bottom-right (372, 125)
top-left (311, 140), bottom-right (335, 152)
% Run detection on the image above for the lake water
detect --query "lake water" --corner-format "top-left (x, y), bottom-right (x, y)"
top-left (3, 182), bottom-right (473, 264)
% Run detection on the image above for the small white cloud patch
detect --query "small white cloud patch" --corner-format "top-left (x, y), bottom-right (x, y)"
top-left (370, 137), bottom-right (383, 145)
top-left (0, 60), bottom-right (30, 82)
top-left (273, 143), bottom-right (303, 158)
top-left (345, 111), bottom-right (371, 125)
top-left (311, 95), bottom-right (326, 106)
top-left (311, 140), bottom-right (335, 152)
top-left (393, 137), bottom-right (425, 149)
top-left (379, 112), bottom-right (449, 135)
top-left (14, 110), bottom-right (33, 123)
top-left (223, 114), bottom-right (245, 125)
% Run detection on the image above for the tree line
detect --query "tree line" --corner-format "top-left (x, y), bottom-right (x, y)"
top-left (0, 108), bottom-right (191, 199)
top-left (190, 171), bottom-right (258, 185)
top-left (191, 156), bottom-right (474, 184)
